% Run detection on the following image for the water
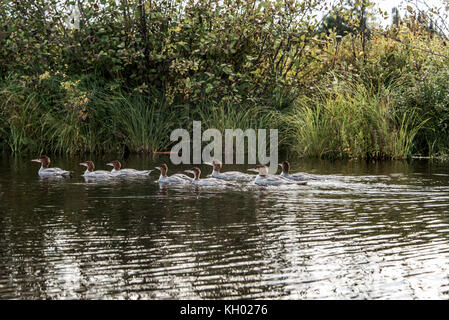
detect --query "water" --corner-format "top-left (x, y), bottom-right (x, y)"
top-left (1, 155), bottom-right (449, 299)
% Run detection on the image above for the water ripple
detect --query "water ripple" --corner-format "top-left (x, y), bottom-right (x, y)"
top-left (1, 158), bottom-right (449, 299)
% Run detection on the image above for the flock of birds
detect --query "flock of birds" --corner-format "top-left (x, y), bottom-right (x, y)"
top-left (31, 155), bottom-right (316, 186)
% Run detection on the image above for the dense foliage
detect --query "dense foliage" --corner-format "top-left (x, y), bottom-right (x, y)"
top-left (1, 0), bottom-right (449, 159)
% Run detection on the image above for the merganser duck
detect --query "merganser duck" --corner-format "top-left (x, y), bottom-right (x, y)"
top-left (155, 163), bottom-right (191, 184)
top-left (31, 155), bottom-right (70, 177)
top-left (248, 164), bottom-right (307, 186)
top-left (204, 160), bottom-right (253, 181)
top-left (80, 161), bottom-right (113, 179)
top-left (279, 161), bottom-right (315, 181)
top-left (184, 167), bottom-right (230, 186)
top-left (106, 160), bottom-right (153, 176)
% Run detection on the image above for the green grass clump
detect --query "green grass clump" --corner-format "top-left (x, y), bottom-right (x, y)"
top-left (281, 81), bottom-right (427, 159)
top-left (0, 79), bottom-right (42, 153)
top-left (101, 93), bottom-right (186, 153)
top-left (0, 75), bottom-right (280, 155)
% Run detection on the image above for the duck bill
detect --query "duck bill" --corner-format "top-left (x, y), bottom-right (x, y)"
top-left (106, 163), bottom-right (114, 167)
top-left (184, 170), bottom-right (194, 174)
top-left (278, 164), bottom-right (283, 167)
top-left (79, 162), bottom-right (88, 167)
top-left (155, 167), bottom-right (161, 171)
top-left (247, 168), bottom-right (259, 173)
top-left (203, 162), bottom-right (213, 166)
top-left (31, 159), bottom-right (41, 163)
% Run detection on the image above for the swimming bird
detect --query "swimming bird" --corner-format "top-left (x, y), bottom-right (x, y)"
top-left (155, 163), bottom-right (191, 184)
top-left (204, 160), bottom-right (253, 181)
top-left (80, 161), bottom-right (113, 179)
top-left (279, 161), bottom-right (315, 181)
top-left (184, 167), bottom-right (230, 186)
top-left (248, 164), bottom-right (307, 186)
top-left (106, 160), bottom-right (153, 176)
top-left (31, 155), bottom-right (70, 177)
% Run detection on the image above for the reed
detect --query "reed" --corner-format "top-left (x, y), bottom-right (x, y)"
top-left (192, 99), bottom-right (275, 132)
top-left (0, 75), bottom-right (434, 159)
top-left (102, 93), bottom-right (185, 153)
top-left (282, 81), bottom-right (427, 159)
top-left (0, 79), bottom-right (42, 153)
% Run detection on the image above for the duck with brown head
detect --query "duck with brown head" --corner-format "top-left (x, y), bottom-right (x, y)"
top-left (184, 167), bottom-right (231, 186)
top-left (31, 155), bottom-right (70, 177)
top-left (279, 161), bottom-right (316, 181)
top-left (203, 160), bottom-right (253, 181)
top-left (155, 163), bottom-right (192, 184)
top-left (79, 161), bottom-right (113, 179)
top-left (106, 160), bottom-right (153, 177)
top-left (248, 164), bottom-right (307, 186)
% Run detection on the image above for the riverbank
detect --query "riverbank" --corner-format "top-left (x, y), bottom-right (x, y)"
top-left (1, 0), bottom-right (449, 159)
top-left (1, 69), bottom-right (446, 160)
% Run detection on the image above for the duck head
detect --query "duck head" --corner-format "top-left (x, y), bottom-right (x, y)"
top-left (31, 155), bottom-right (50, 168)
top-left (79, 161), bottom-right (95, 172)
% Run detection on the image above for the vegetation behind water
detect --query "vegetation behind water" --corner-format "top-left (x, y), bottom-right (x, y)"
top-left (1, 0), bottom-right (449, 159)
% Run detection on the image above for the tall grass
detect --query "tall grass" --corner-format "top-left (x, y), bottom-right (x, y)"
top-left (282, 82), bottom-right (427, 159)
top-left (0, 76), bottom-right (278, 155)
top-left (0, 79), bottom-right (41, 153)
top-left (0, 74), bottom-right (429, 159)
top-left (100, 93), bottom-right (185, 153)
top-left (392, 69), bottom-right (449, 156)
top-left (391, 110), bottom-right (428, 159)
top-left (40, 109), bottom-right (109, 155)
top-left (192, 99), bottom-right (276, 132)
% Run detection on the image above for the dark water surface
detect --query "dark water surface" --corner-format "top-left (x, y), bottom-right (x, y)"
top-left (1, 155), bottom-right (449, 299)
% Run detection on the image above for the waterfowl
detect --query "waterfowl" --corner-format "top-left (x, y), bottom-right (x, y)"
top-left (248, 164), bottom-right (307, 186)
top-left (31, 155), bottom-right (70, 177)
top-left (155, 163), bottom-right (191, 184)
top-left (204, 160), bottom-right (253, 181)
top-left (184, 167), bottom-right (230, 186)
top-left (279, 161), bottom-right (314, 181)
top-left (80, 161), bottom-right (113, 179)
top-left (107, 160), bottom-right (153, 176)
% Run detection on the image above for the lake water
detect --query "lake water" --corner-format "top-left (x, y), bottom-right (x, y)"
top-left (1, 155), bottom-right (449, 299)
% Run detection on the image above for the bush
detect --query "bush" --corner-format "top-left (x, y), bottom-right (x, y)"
top-left (391, 68), bottom-right (449, 156)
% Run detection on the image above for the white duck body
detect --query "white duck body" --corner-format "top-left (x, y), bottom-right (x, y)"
top-left (156, 164), bottom-right (192, 185)
top-left (158, 174), bottom-right (191, 184)
top-left (112, 168), bottom-right (152, 176)
top-left (83, 170), bottom-right (113, 179)
top-left (32, 156), bottom-right (70, 178)
top-left (211, 170), bottom-right (253, 181)
top-left (280, 171), bottom-right (310, 181)
top-left (80, 161), bottom-right (113, 179)
top-left (192, 176), bottom-right (227, 186)
top-left (279, 161), bottom-right (314, 182)
top-left (205, 160), bottom-right (253, 181)
top-left (38, 166), bottom-right (70, 178)
top-left (107, 160), bottom-right (152, 177)
top-left (185, 167), bottom-right (231, 187)
top-left (249, 165), bottom-right (307, 186)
